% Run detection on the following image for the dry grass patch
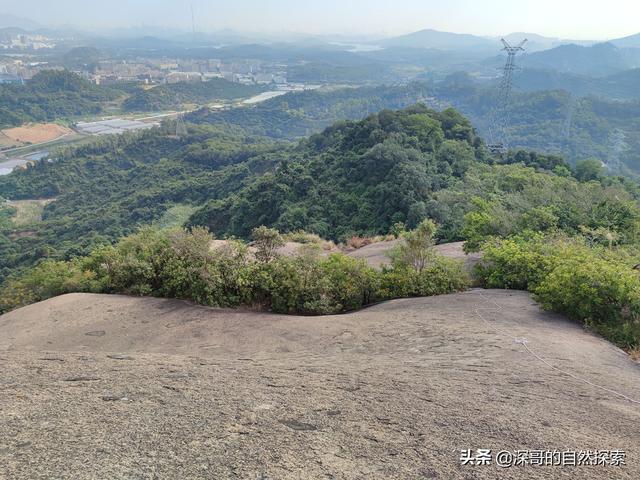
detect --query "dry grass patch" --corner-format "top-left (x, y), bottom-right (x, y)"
top-left (282, 230), bottom-right (336, 251)
top-left (10, 199), bottom-right (55, 227)
top-left (344, 235), bottom-right (395, 250)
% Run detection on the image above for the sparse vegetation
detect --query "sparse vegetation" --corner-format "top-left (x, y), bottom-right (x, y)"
top-left (154, 204), bottom-right (199, 229)
top-left (8, 199), bottom-right (52, 227)
top-left (344, 235), bottom-right (393, 250)
top-left (389, 219), bottom-right (437, 273)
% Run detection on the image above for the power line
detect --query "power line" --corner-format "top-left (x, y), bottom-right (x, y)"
top-left (488, 38), bottom-right (527, 155)
top-left (175, 114), bottom-right (188, 137)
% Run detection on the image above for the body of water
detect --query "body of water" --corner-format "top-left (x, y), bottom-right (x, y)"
top-left (0, 150), bottom-right (48, 176)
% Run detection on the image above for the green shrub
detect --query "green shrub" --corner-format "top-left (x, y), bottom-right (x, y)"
top-left (390, 219), bottom-right (438, 272)
top-left (0, 226), bottom-right (472, 316)
top-left (320, 254), bottom-right (379, 311)
top-left (0, 259), bottom-right (96, 312)
top-left (378, 257), bottom-right (470, 299)
top-left (476, 234), bottom-right (560, 290)
top-left (82, 227), bottom-right (171, 296)
top-left (252, 225), bottom-right (284, 263)
top-left (534, 255), bottom-right (640, 348)
top-left (257, 253), bottom-right (379, 315)
top-left (256, 255), bottom-right (334, 314)
top-left (282, 230), bottom-right (323, 244)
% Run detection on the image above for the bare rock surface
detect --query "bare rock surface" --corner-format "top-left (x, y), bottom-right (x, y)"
top-left (1, 290), bottom-right (639, 479)
top-left (347, 240), bottom-right (482, 269)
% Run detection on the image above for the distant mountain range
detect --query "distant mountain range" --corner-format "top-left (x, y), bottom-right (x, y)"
top-left (380, 28), bottom-right (604, 53)
top-left (514, 67), bottom-right (640, 100)
top-left (381, 29), bottom-right (497, 51)
top-left (0, 14), bottom-right (41, 30)
top-left (2, 14), bottom-right (639, 57)
top-left (611, 32), bottom-right (640, 48)
top-left (520, 42), bottom-right (640, 76)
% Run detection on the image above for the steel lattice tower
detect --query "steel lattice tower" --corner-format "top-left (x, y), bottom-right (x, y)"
top-left (175, 114), bottom-right (188, 137)
top-left (488, 38), bottom-right (527, 154)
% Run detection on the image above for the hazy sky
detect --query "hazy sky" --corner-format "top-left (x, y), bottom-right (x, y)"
top-left (3, 0), bottom-right (639, 40)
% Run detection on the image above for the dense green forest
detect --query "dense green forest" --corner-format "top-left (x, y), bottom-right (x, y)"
top-left (189, 106), bottom-right (488, 239)
top-left (515, 68), bottom-right (640, 101)
top-left (187, 79), bottom-right (640, 177)
top-left (0, 70), bottom-right (125, 128)
top-left (122, 78), bottom-right (266, 111)
top-left (190, 106), bottom-right (640, 243)
top-left (187, 83), bottom-right (432, 138)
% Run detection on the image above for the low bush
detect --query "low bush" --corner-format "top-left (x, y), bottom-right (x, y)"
top-left (0, 259), bottom-right (97, 312)
top-left (255, 253), bottom-right (379, 314)
top-left (476, 233), bottom-right (561, 290)
top-left (534, 255), bottom-right (640, 348)
top-left (0, 223), bottom-right (470, 315)
top-left (378, 257), bottom-right (470, 299)
top-left (344, 234), bottom-right (394, 250)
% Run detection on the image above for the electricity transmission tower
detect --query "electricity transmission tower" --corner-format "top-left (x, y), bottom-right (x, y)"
top-left (606, 129), bottom-right (627, 174)
top-left (562, 93), bottom-right (575, 156)
top-left (488, 38), bottom-right (527, 154)
top-left (175, 114), bottom-right (188, 137)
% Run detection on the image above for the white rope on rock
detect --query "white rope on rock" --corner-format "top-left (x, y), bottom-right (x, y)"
top-left (472, 290), bottom-right (640, 405)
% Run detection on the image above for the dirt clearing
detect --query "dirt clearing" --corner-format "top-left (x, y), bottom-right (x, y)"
top-left (1, 123), bottom-right (72, 146)
top-left (1, 289), bottom-right (638, 479)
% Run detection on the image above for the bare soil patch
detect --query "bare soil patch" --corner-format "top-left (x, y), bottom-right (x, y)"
top-left (1, 290), bottom-right (638, 479)
top-left (1, 123), bottom-right (72, 146)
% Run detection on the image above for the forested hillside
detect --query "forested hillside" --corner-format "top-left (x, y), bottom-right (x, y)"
top-left (4, 69), bottom-right (640, 180)
top-left (122, 78), bottom-right (266, 112)
top-left (0, 70), bottom-right (266, 129)
top-left (2, 104), bottom-right (638, 284)
top-left (515, 68), bottom-right (640, 100)
top-left (189, 106), bottom-right (488, 239)
top-left (0, 123), bottom-right (284, 280)
top-left (190, 105), bottom-right (640, 243)
top-left (186, 79), bottom-right (640, 177)
top-left (187, 84), bottom-right (432, 138)
top-left (0, 70), bottom-right (125, 128)
top-left (519, 42), bottom-right (640, 76)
